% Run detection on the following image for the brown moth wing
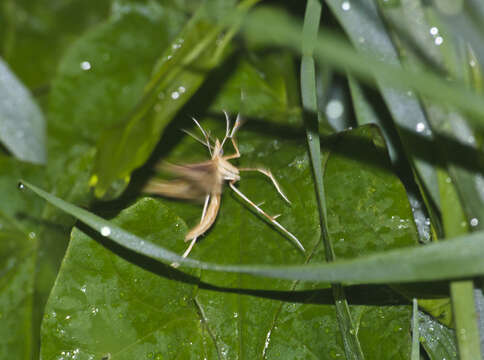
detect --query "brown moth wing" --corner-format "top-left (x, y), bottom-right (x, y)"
top-left (143, 178), bottom-right (207, 201)
top-left (162, 161), bottom-right (222, 195)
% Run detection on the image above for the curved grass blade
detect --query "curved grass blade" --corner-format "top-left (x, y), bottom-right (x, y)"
top-left (301, 1), bottom-right (364, 359)
top-left (20, 180), bottom-right (484, 285)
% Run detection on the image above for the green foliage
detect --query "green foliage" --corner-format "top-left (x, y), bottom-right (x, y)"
top-left (1, 0), bottom-right (484, 359)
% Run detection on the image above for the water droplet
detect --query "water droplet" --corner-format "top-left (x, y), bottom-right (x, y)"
top-left (430, 27), bottom-right (439, 36)
top-left (445, 177), bottom-right (452, 183)
top-left (470, 218), bottom-right (479, 227)
top-left (470, 60), bottom-right (477, 67)
top-left (101, 226), bottom-right (111, 237)
top-left (341, 1), bottom-right (351, 11)
top-left (416, 122), bottom-right (425, 133)
top-left (171, 91), bottom-right (180, 100)
top-left (434, 36), bottom-right (444, 46)
top-left (80, 61), bottom-right (91, 71)
top-left (172, 43), bottom-right (181, 50)
top-left (80, 285), bottom-right (87, 293)
top-left (91, 307), bottom-right (99, 315)
top-left (28, 232), bottom-right (36, 239)
top-left (17, 182), bottom-right (25, 190)
top-left (233, 312), bottom-right (239, 318)
top-left (65, 315), bottom-right (71, 320)
top-left (325, 99), bottom-right (344, 119)
top-left (178, 86), bottom-right (186, 94)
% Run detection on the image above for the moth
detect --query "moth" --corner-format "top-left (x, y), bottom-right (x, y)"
top-left (144, 112), bottom-right (305, 258)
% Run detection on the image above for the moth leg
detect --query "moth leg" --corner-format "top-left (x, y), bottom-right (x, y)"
top-left (228, 181), bottom-right (305, 253)
top-left (172, 194), bottom-right (211, 267)
top-left (238, 168), bottom-right (290, 204)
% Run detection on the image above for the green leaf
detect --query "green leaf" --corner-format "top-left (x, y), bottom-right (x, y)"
top-left (0, 155), bottom-right (45, 359)
top-left (40, 122), bottom-right (418, 357)
top-left (326, 0), bottom-right (440, 217)
top-left (0, 59), bottom-right (45, 164)
top-left (0, 213), bottom-right (36, 360)
top-left (21, 170), bottom-right (484, 284)
top-left (91, 2), bottom-right (247, 198)
top-left (241, 6), bottom-right (484, 122)
top-left (40, 198), bottom-right (208, 359)
top-left (419, 311), bottom-right (458, 360)
top-left (48, 2), bottom-right (186, 158)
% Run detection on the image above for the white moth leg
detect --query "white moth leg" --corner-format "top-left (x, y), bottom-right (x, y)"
top-left (239, 168), bottom-right (291, 204)
top-left (228, 181), bottom-right (305, 253)
top-left (172, 194), bottom-right (211, 267)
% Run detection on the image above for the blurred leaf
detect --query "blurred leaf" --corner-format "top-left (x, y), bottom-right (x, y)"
top-left (48, 2), bottom-right (186, 161)
top-left (0, 0), bottom-right (110, 89)
top-left (0, 155), bottom-right (45, 359)
top-left (91, 1), bottom-right (251, 198)
top-left (0, 213), bottom-right (36, 360)
top-left (0, 58), bottom-right (45, 164)
top-left (242, 6), bottom-right (484, 122)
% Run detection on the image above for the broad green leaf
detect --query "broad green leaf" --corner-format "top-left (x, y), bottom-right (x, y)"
top-left (91, 1), bottom-right (253, 198)
top-left (0, 0), bottom-right (110, 89)
top-left (0, 59), bottom-right (45, 164)
top-left (40, 122), bottom-right (418, 358)
top-left (40, 198), bottom-right (208, 359)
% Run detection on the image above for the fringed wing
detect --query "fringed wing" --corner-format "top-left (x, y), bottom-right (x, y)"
top-left (144, 161), bottom-right (222, 201)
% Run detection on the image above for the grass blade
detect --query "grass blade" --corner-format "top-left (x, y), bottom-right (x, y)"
top-left (19, 180), bottom-right (484, 284)
top-left (301, 1), bottom-right (364, 359)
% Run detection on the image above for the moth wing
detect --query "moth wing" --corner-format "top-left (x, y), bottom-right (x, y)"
top-left (143, 178), bottom-right (207, 201)
top-left (162, 161), bottom-right (222, 195)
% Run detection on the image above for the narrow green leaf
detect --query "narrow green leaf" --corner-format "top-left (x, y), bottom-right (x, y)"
top-left (301, 1), bottom-right (364, 359)
top-left (412, 299), bottom-right (419, 360)
top-left (19, 177), bottom-right (484, 284)
top-left (0, 58), bottom-right (45, 164)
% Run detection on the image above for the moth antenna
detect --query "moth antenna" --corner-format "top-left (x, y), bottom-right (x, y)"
top-left (191, 117), bottom-right (212, 156)
top-left (181, 129), bottom-right (213, 154)
top-left (229, 181), bottom-right (305, 253)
